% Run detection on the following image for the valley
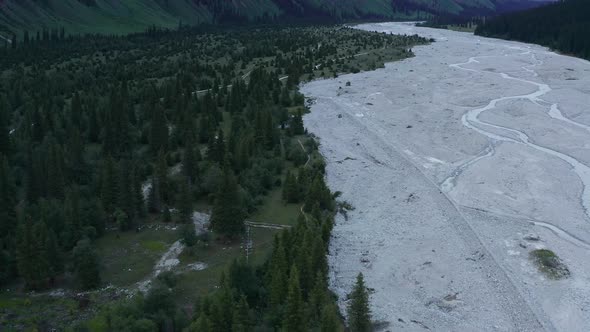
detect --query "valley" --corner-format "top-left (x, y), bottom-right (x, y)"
top-left (303, 22), bottom-right (590, 331)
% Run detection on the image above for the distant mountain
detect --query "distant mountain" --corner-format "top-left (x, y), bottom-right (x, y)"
top-left (0, 0), bottom-right (548, 37)
top-left (476, 0), bottom-right (590, 60)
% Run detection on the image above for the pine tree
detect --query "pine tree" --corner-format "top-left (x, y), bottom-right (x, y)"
top-left (0, 97), bottom-right (11, 156)
top-left (210, 167), bottom-right (245, 239)
top-left (291, 110), bottom-right (305, 135)
top-left (63, 188), bottom-right (82, 250)
top-left (87, 103), bottom-right (100, 143)
top-left (46, 142), bottom-right (65, 199)
top-left (232, 295), bottom-right (252, 332)
top-left (72, 239), bottom-right (101, 290)
top-left (117, 159), bottom-right (133, 228)
top-left (101, 156), bottom-right (117, 213)
top-left (182, 136), bottom-right (199, 185)
top-left (70, 92), bottom-right (82, 128)
top-left (155, 150), bottom-right (169, 205)
top-left (131, 164), bottom-right (144, 219)
top-left (16, 217), bottom-right (48, 289)
top-left (178, 176), bottom-right (193, 224)
top-left (150, 103), bottom-right (168, 154)
top-left (282, 171), bottom-right (299, 203)
top-left (269, 238), bottom-right (288, 307)
top-left (283, 266), bottom-right (305, 332)
top-left (207, 129), bottom-right (225, 164)
top-left (309, 272), bottom-right (327, 323)
top-left (347, 273), bottom-right (371, 332)
top-left (45, 229), bottom-right (63, 281)
top-left (0, 155), bottom-right (16, 237)
top-left (188, 313), bottom-right (212, 332)
top-left (320, 304), bottom-right (341, 332)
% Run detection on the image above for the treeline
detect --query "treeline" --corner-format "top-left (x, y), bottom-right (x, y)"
top-left (475, 0), bottom-right (590, 60)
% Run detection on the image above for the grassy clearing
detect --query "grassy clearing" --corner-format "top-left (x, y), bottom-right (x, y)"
top-left (174, 227), bottom-right (279, 304)
top-left (530, 249), bottom-right (570, 279)
top-left (0, 293), bottom-right (81, 330)
top-left (96, 226), bottom-right (178, 287)
top-left (251, 189), bottom-right (301, 225)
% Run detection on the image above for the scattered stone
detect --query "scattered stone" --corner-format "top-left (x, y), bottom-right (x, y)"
top-left (404, 193), bottom-right (419, 203)
top-left (524, 233), bottom-right (540, 241)
top-left (519, 242), bottom-right (528, 249)
top-left (410, 319), bottom-right (430, 330)
top-left (338, 114), bottom-right (343, 118)
top-left (406, 125), bottom-right (413, 128)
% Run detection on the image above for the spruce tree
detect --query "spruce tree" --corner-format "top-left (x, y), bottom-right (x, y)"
top-left (232, 295), bottom-right (252, 332)
top-left (0, 155), bottom-right (16, 236)
top-left (320, 304), bottom-right (341, 332)
top-left (283, 266), bottom-right (305, 332)
top-left (210, 167), bottom-right (245, 239)
top-left (178, 177), bottom-right (193, 224)
top-left (269, 238), bottom-right (288, 307)
top-left (0, 97), bottom-right (11, 156)
top-left (291, 110), bottom-right (305, 135)
top-left (155, 150), bottom-right (169, 205)
top-left (347, 273), bottom-right (371, 332)
top-left (72, 239), bottom-right (101, 290)
top-left (189, 314), bottom-right (212, 332)
top-left (118, 159), bottom-right (134, 226)
top-left (150, 104), bottom-right (168, 154)
top-left (101, 156), bottom-right (117, 213)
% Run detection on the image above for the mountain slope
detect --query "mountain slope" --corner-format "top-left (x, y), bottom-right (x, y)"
top-left (0, 0), bottom-right (545, 36)
top-left (476, 0), bottom-right (590, 60)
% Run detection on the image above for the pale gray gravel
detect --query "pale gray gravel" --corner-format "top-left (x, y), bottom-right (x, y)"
top-left (302, 22), bottom-right (590, 331)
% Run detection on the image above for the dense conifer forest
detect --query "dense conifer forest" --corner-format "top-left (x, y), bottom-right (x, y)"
top-left (0, 23), bottom-right (427, 330)
top-left (476, 0), bottom-right (590, 60)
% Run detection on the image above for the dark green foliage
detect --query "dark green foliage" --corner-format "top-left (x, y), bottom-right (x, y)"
top-left (180, 223), bottom-right (197, 247)
top-left (347, 273), bottom-right (371, 332)
top-left (290, 111), bottom-right (305, 136)
top-left (177, 176), bottom-right (193, 223)
top-left (476, 0), bottom-right (590, 60)
top-left (284, 266), bottom-right (306, 332)
top-left (16, 218), bottom-right (50, 290)
top-left (0, 21), bottom-right (428, 330)
top-left (210, 168), bottom-right (245, 239)
top-left (72, 239), bottom-right (101, 290)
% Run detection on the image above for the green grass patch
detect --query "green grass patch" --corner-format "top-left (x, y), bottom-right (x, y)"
top-left (96, 226), bottom-right (178, 287)
top-left (251, 189), bottom-right (301, 226)
top-left (530, 249), bottom-right (570, 279)
top-left (140, 240), bottom-right (167, 252)
top-left (174, 227), bottom-right (279, 305)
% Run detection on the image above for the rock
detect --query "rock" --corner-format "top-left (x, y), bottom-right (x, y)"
top-left (524, 233), bottom-right (540, 241)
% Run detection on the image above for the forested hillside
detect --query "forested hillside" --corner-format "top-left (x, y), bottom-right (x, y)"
top-left (476, 0), bottom-right (590, 60)
top-left (0, 0), bottom-right (543, 37)
top-left (0, 22), bottom-right (427, 330)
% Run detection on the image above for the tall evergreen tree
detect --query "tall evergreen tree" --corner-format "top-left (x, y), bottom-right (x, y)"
top-left (210, 167), bottom-right (245, 239)
top-left (72, 239), bottom-right (101, 290)
top-left (178, 176), bottom-right (193, 224)
top-left (283, 266), bottom-right (305, 332)
top-left (0, 155), bottom-right (16, 237)
top-left (347, 273), bottom-right (371, 332)
top-left (0, 97), bottom-right (11, 156)
top-left (150, 103), bottom-right (168, 154)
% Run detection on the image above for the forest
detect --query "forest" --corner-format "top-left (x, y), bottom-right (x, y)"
top-left (0, 22), bottom-right (427, 331)
top-left (475, 0), bottom-right (590, 60)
